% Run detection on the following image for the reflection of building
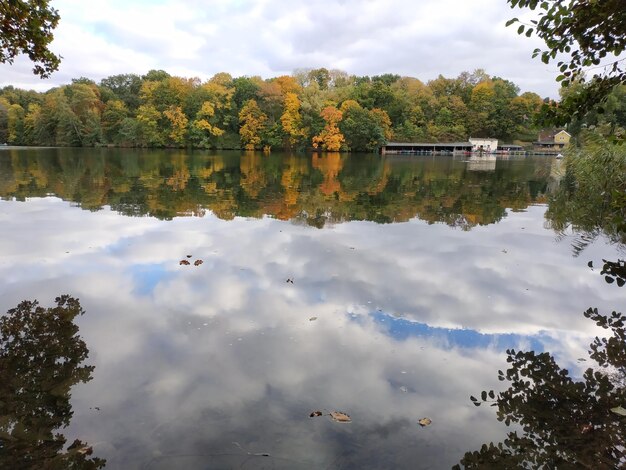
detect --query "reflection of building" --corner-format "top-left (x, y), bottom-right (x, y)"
top-left (534, 129), bottom-right (571, 153)
top-left (469, 137), bottom-right (498, 153)
top-left (467, 155), bottom-right (496, 172)
top-left (547, 158), bottom-right (565, 193)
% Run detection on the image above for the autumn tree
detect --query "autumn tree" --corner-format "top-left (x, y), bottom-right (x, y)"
top-left (280, 92), bottom-right (306, 149)
top-left (163, 105), bottom-right (188, 145)
top-left (239, 99), bottom-right (267, 150)
top-left (65, 82), bottom-right (104, 146)
top-left (189, 101), bottom-right (225, 148)
top-left (312, 105), bottom-right (344, 151)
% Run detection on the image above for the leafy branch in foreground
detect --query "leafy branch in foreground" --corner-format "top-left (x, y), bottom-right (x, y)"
top-left (0, 0), bottom-right (61, 77)
top-left (507, 0), bottom-right (626, 125)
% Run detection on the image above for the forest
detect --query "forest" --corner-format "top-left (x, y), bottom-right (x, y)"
top-left (0, 68), bottom-right (550, 152)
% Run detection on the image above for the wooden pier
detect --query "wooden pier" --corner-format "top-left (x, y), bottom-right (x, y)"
top-left (380, 142), bottom-right (528, 156)
top-left (381, 142), bottom-right (472, 155)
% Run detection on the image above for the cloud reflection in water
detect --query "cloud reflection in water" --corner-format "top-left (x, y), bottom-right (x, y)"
top-left (0, 196), bottom-right (622, 469)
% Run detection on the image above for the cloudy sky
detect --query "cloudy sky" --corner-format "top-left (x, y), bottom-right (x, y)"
top-left (2, 0), bottom-right (562, 98)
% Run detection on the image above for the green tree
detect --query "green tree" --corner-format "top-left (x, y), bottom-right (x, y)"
top-left (101, 99), bottom-right (129, 144)
top-left (507, 0), bottom-right (626, 124)
top-left (0, 97), bottom-right (8, 142)
top-left (65, 83), bottom-right (103, 146)
top-left (99, 74), bottom-right (142, 111)
top-left (339, 101), bottom-right (389, 151)
top-left (7, 103), bottom-right (26, 144)
top-left (0, 0), bottom-right (61, 77)
top-left (136, 104), bottom-right (163, 147)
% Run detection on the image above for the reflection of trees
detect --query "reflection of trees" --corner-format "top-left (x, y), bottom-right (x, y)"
top-left (0, 149), bottom-right (552, 228)
top-left (0, 296), bottom-right (105, 469)
top-left (546, 137), bottom-right (626, 253)
top-left (457, 299), bottom-right (625, 467)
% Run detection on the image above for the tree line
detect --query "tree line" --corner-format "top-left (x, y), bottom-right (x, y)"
top-left (0, 68), bottom-right (548, 151)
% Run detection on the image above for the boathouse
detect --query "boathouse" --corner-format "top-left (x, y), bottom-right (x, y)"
top-left (381, 141), bottom-right (472, 155)
top-left (469, 137), bottom-right (498, 153)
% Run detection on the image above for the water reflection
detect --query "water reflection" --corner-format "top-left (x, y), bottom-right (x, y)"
top-left (545, 155), bottom-right (626, 252)
top-left (457, 262), bottom-right (626, 469)
top-left (457, 307), bottom-right (626, 469)
top-left (0, 148), bottom-right (553, 228)
top-left (0, 149), bottom-right (623, 469)
top-left (0, 296), bottom-right (105, 469)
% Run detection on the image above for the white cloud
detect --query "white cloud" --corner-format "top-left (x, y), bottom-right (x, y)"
top-left (0, 0), bottom-right (561, 97)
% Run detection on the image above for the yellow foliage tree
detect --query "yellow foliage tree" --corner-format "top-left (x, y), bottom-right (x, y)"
top-left (272, 75), bottom-right (302, 96)
top-left (239, 99), bottom-right (267, 150)
top-left (312, 106), bottom-right (344, 151)
top-left (280, 92), bottom-right (306, 148)
top-left (339, 99), bottom-right (361, 113)
top-left (163, 105), bottom-right (188, 145)
top-left (193, 101), bottom-right (224, 136)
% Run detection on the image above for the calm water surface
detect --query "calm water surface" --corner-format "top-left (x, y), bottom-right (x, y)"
top-left (0, 148), bottom-right (623, 469)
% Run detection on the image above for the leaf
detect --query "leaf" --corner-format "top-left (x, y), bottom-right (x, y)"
top-left (481, 391), bottom-right (487, 401)
top-left (309, 317), bottom-right (318, 321)
top-left (517, 25), bottom-right (525, 35)
top-left (505, 18), bottom-right (518, 27)
top-left (179, 260), bottom-right (190, 265)
top-left (418, 417), bottom-right (432, 427)
top-left (610, 406), bottom-right (626, 417)
top-left (194, 259), bottom-right (203, 266)
top-left (309, 410), bottom-right (323, 418)
top-left (587, 261), bottom-right (593, 268)
top-left (330, 411), bottom-right (351, 423)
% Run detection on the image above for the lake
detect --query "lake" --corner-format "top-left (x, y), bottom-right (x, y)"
top-left (0, 148), bottom-right (624, 469)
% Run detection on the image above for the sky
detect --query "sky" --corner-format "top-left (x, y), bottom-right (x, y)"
top-left (1, 0), bottom-right (563, 98)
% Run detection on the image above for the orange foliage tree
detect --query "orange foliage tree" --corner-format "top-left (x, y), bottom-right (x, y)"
top-left (312, 105), bottom-right (344, 151)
